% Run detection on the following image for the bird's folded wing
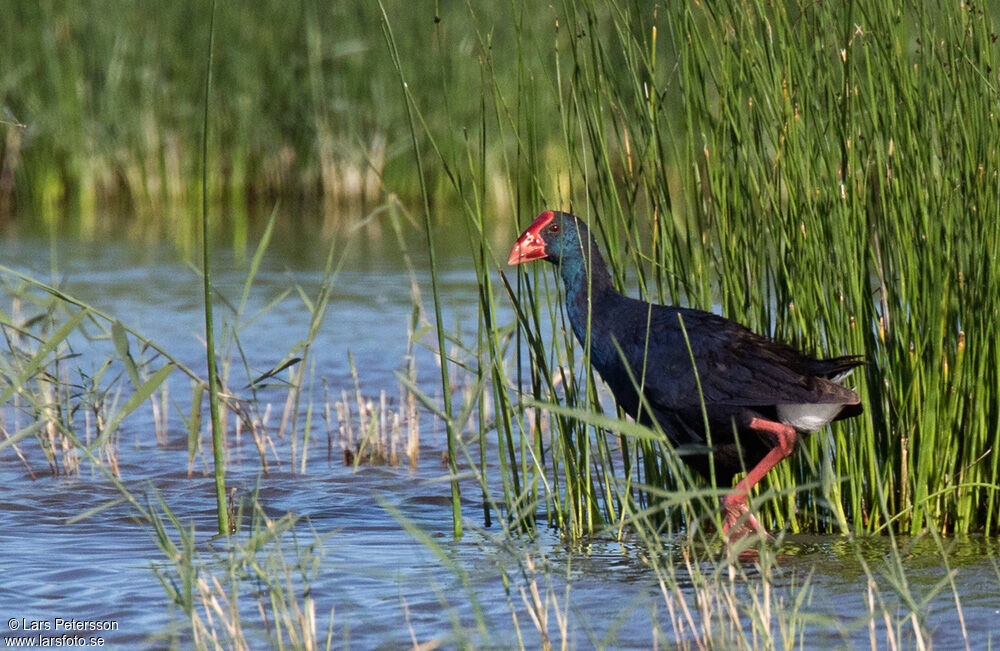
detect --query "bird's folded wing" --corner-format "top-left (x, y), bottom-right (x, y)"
top-left (611, 306), bottom-right (860, 411)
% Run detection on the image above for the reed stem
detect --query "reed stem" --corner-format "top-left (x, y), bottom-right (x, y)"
top-left (201, 0), bottom-right (228, 536)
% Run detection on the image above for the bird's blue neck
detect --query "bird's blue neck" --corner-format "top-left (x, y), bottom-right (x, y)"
top-left (557, 243), bottom-right (617, 346)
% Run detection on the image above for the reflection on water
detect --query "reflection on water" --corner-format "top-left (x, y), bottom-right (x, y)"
top-left (1, 231), bottom-right (998, 648)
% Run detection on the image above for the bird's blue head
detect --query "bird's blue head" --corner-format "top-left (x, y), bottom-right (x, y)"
top-left (507, 211), bottom-right (591, 267)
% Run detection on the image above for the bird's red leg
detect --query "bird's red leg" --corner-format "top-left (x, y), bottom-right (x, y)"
top-left (722, 417), bottom-right (798, 542)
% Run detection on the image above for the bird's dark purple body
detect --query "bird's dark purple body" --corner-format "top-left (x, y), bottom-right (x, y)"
top-left (509, 211), bottom-right (863, 538)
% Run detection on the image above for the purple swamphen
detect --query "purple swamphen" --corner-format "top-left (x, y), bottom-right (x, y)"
top-left (508, 210), bottom-right (863, 540)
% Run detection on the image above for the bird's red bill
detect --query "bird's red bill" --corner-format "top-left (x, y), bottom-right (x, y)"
top-left (507, 211), bottom-right (555, 265)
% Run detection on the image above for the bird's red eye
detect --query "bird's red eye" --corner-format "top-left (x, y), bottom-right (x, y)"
top-left (549, 223), bottom-right (560, 233)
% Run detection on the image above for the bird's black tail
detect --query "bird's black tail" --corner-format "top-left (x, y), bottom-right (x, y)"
top-left (808, 354), bottom-right (866, 380)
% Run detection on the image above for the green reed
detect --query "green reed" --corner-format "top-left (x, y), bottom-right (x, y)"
top-left (379, 0), bottom-right (1000, 539)
top-left (199, 0), bottom-right (229, 537)
top-left (664, 0), bottom-right (999, 535)
top-left (380, 3), bottom-right (463, 539)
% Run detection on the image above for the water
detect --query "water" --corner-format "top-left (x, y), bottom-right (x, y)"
top-left (1, 230), bottom-right (998, 649)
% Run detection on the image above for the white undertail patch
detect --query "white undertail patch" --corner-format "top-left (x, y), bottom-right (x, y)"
top-left (776, 370), bottom-right (855, 431)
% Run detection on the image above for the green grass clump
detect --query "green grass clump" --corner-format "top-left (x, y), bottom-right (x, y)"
top-left (382, 0), bottom-right (1000, 538)
top-left (667, 0), bottom-right (1000, 537)
top-left (0, 204), bottom-right (354, 482)
top-left (149, 489), bottom-right (335, 650)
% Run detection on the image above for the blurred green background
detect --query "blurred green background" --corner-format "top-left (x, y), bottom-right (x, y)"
top-left (0, 0), bottom-right (615, 240)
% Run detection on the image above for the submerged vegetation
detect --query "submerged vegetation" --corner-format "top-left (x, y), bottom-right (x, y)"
top-left (2, 0), bottom-right (1000, 647)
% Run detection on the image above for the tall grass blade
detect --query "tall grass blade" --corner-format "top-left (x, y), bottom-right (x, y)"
top-left (379, 2), bottom-right (462, 539)
top-left (199, 0), bottom-right (228, 536)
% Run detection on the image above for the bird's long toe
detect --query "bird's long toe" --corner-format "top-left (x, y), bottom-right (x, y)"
top-left (721, 495), bottom-right (773, 543)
